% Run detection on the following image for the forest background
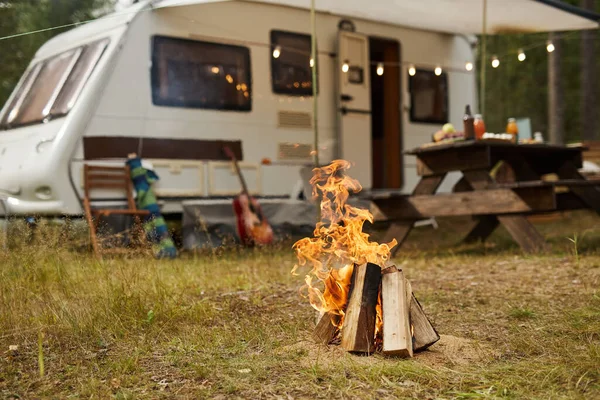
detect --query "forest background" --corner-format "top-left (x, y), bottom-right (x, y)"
top-left (0, 0), bottom-right (598, 143)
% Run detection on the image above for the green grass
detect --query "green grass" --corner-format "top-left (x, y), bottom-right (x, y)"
top-left (0, 211), bottom-right (599, 399)
top-left (508, 307), bottom-right (536, 320)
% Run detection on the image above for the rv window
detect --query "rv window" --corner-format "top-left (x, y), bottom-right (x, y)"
top-left (270, 31), bottom-right (316, 96)
top-left (0, 65), bottom-right (42, 128)
top-left (0, 39), bottom-right (109, 130)
top-left (7, 49), bottom-right (81, 127)
top-left (51, 39), bottom-right (109, 117)
top-left (408, 69), bottom-right (448, 124)
top-left (151, 36), bottom-right (251, 111)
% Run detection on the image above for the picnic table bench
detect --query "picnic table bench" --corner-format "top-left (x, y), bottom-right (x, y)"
top-left (372, 140), bottom-right (600, 255)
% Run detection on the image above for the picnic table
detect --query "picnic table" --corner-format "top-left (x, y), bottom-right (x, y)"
top-left (372, 140), bottom-right (600, 255)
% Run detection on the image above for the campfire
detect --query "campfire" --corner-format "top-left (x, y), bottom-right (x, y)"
top-left (292, 160), bottom-right (439, 356)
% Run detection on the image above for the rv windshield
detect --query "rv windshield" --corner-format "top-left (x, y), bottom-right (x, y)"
top-left (0, 38), bottom-right (109, 130)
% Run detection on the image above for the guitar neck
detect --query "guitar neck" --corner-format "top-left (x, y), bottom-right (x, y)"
top-left (231, 156), bottom-right (251, 197)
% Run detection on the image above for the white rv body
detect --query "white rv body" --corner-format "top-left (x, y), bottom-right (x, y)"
top-left (0, 0), bottom-right (478, 216)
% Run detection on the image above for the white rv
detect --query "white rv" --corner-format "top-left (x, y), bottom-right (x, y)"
top-left (0, 0), bottom-right (597, 223)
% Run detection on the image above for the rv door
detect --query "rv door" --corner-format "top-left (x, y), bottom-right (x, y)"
top-left (337, 31), bottom-right (371, 189)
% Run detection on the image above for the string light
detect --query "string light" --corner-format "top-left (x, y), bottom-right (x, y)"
top-left (376, 62), bottom-right (384, 76)
top-left (434, 66), bottom-right (442, 76)
top-left (491, 56), bottom-right (500, 68)
top-left (272, 45), bottom-right (281, 58)
top-left (342, 60), bottom-right (349, 73)
top-left (3, 6), bottom-right (574, 92)
top-left (310, 58), bottom-right (314, 67)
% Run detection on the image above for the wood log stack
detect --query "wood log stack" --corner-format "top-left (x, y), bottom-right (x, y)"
top-left (313, 263), bottom-right (439, 357)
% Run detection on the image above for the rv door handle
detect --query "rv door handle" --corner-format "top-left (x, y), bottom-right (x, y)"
top-left (340, 107), bottom-right (371, 116)
top-left (341, 94), bottom-right (353, 102)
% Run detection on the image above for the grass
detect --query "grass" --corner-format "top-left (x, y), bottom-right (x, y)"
top-left (0, 211), bottom-right (599, 399)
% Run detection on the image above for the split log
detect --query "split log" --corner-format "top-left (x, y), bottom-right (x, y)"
top-left (381, 266), bottom-right (413, 357)
top-left (313, 312), bottom-right (341, 345)
top-left (341, 263), bottom-right (382, 353)
top-left (409, 291), bottom-right (440, 352)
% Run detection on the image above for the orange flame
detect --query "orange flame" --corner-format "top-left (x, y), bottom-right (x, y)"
top-left (292, 160), bottom-right (397, 324)
top-left (376, 288), bottom-right (383, 338)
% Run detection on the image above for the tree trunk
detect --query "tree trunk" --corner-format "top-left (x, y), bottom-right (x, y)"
top-left (548, 32), bottom-right (564, 145)
top-left (580, 0), bottom-right (597, 141)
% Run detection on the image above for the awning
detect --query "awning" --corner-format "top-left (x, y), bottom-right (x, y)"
top-left (154, 0), bottom-right (600, 34)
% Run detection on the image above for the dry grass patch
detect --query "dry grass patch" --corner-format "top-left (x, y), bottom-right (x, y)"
top-left (0, 212), bottom-right (599, 398)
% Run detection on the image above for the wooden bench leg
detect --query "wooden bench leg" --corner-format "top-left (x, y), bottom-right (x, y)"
top-left (462, 169), bottom-right (548, 253)
top-left (463, 215), bottom-right (500, 244)
top-left (497, 215), bottom-right (548, 253)
top-left (382, 221), bottom-right (415, 257)
top-left (381, 174), bottom-right (447, 256)
top-left (452, 176), bottom-right (473, 193)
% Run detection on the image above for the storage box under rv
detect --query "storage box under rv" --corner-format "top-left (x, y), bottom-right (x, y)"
top-left (0, 0), bottom-right (475, 224)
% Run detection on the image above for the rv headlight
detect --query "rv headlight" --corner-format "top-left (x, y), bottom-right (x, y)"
top-left (36, 139), bottom-right (53, 153)
top-left (35, 186), bottom-right (52, 200)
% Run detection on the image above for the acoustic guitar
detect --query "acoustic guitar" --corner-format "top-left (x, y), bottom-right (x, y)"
top-left (223, 146), bottom-right (274, 246)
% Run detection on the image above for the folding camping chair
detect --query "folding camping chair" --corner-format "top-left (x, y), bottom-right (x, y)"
top-left (82, 164), bottom-right (150, 258)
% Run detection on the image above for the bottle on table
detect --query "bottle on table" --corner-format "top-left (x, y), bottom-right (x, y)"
top-left (474, 114), bottom-right (486, 140)
top-left (506, 118), bottom-right (519, 143)
top-left (463, 105), bottom-right (475, 140)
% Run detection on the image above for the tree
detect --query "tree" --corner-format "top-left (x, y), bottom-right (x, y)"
top-left (478, 32), bottom-right (549, 137)
top-left (0, 0), bottom-right (115, 106)
top-left (580, 0), bottom-right (597, 141)
top-left (476, 0), bottom-right (600, 143)
top-left (0, 3), bottom-right (24, 105)
top-left (548, 32), bottom-right (564, 144)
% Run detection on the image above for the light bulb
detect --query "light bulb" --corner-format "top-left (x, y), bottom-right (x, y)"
top-left (211, 66), bottom-right (220, 74)
top-left (310, 58), bottom-right (314, 67)
top-left (465, 61), bottom-right (473, 71)
top-left (376, 62), bottom-right (384, 76)
top-left (491, 56), bottom-right (499, 68)
top-left (518, 49), bottom-right (526, 62)
top-left (434, 66), bottom-right (442, 76)
top-left (273, 45), bottom-right (281, 58)
top-left (408, 65), bottom-right (416, 76)
top-left (342, 60), bottom-right (349, 73)
top-left (546, 40), bottom-right (555, 53)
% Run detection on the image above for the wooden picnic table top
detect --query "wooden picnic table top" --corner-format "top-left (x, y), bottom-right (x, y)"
top-left (405, 140), bottom-right (588, 156)
top-left (405, 139), bottom-right (588, 177)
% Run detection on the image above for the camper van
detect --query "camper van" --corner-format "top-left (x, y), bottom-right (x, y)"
top-left (0, 0), bottom-right (595, 223)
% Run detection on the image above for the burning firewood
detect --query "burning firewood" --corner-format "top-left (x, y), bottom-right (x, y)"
top-left (292, 160), bottom-right (439, 357)
top-left (313, 312), bottom-right (340, 345)
top-left (341, 263), bottom-right (382, 353)
top-left (410, 292), bottom-right (440, 351)
top-left (381, 266), bottom-right (413, 357)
